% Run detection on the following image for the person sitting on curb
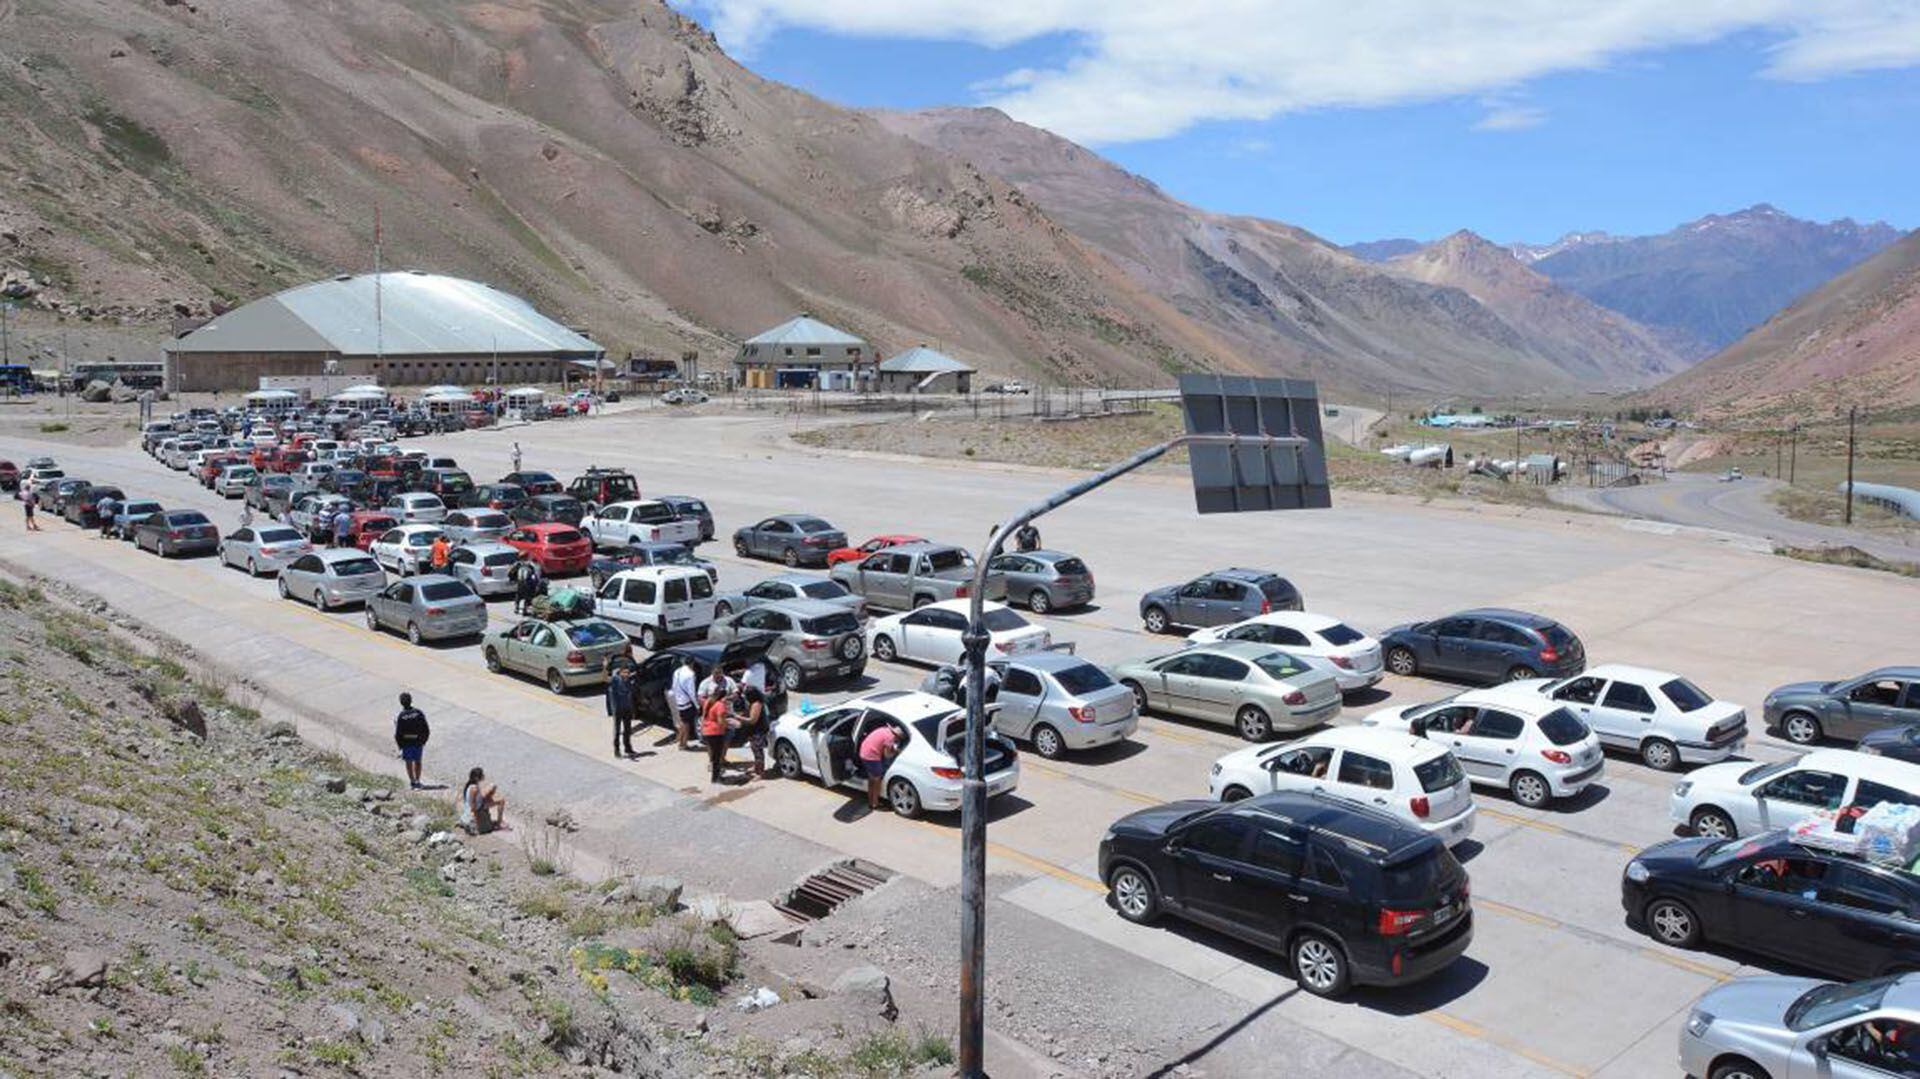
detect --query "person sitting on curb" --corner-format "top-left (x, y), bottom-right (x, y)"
top-left (457, 766), bottom-right (508, 834)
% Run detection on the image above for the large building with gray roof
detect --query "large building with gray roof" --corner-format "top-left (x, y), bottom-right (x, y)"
top-left (164, 272), bottom-right (602, 391)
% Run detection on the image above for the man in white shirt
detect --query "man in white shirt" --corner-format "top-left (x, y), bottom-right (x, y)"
top-left (669, 656), bottom-right (699, 752)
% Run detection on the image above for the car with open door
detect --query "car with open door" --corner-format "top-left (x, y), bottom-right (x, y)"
top-left (768, 689), bottom-right (1020, 818)
top-left (1668, 750), bottom-right (1920, 840)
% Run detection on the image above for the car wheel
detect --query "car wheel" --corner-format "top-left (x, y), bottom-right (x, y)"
top-left (1234, 705), bottom-right (1274, 742)
top-left (640, 625), bottom-right (661, 652)
top-left (1509, 769), bottom-right (1551, 808)
top-left (780, 660), bottom-right (804, 691)
top-left (1639, 738), bottom-right (1680, 772)
top-left (1645, 897), bottom-right (1702, 948)
top-left (484, 647), bottom-right (503, 673)
top-left (733, 538), bottom-right (749, 557)
top-left (365, 608), bottom-right (381, 632)
top-left (1142, 606), bottom-right (1169, 634)
top-left (1122, 680), bottom-right (1148, 714)
top-left (1108, 863), bottom-right (1159, 924)
top-left (277, 578), bottom-right (290, 599)
top-left (1505, 664), bottom-right (1537, 683)
top-left (406, 622), bottom-right (424, 646)
top-left (886, 778), bottom-right (923, 819)
top-left (911, 594), bottom-right (933, 610)
top-left (1220, 785), bottom-right (1253, 803)
top-left (713, 602), bottom-right (731, 618)
top-left (1690, 806), bottom-right (1736, 839)
top-left (546, 669), bottom-right (567, 695)
top-left (773, 740), bottom-right (803, 779)
top-left (1291, 932), bottom-right (1350, 998)
top-left (1780, 711), bottom-right (1822, 746)
top-left (1385, 646), bottom-right (1418, 676)
top-left (1708, 1060), bottom-right (1773, 1079)
top-left (1028, 589), bottom-right (1051, 614)
top-left (246, 558), bottom-right (259, 577)
top-left (871, 635), bottom-right (897, 662)
top-left (782, 547), bottom-right (799, 568)
top-left (1031, 724), bottom-right (1065, 760)
top-left (315, 588), bottom-right (332, 611)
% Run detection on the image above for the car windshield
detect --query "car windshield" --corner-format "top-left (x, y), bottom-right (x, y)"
top-left (801, 581), bottom-right (851, 599)
top-left (258, 528), bottom-right (303, 543)
top-left (470, 513), bottom-right (508, 527)
top-left (1253, 652), bottom-right (1309, 680)
top-left (1319, 623), bottom-right (1365, 646)
top-left (565, 622), bottom-right (626, 647)
top-left (126, 502), bottom-right (161, 514)
top-left (797, 518), bottom-right (835, 533)
top-left (927, 549), bottom-right (972, 572)
top-left (362, 517), bottom-right (397, 532)
top-left (1700, 834), bottom-right (1779, 871)
top-left (1536, 708), bottom-right (1589, 746)
top-left (1380, 846), bottom-right (1462, 903)
top-left (406, 533), bottom-right (438, 546)
top-left (652, 547), bottom-right (696, 565)
top-left (677, 500), bottom-right (707, 514)
top-left (1051, 557), bottom-right (1090, 576)
top-left (982, 608), bottom-right (1029, 632)
top-left (802, 612), bottom-right (861, 636)
top-left (332, 557), bottom-right (381, 576)
top-left (1661, 678), bottom-right (1714, 712)
top-left (418, 582), bottom-right (472, 601)
top-left (1415, 754), bottom-right (1465, 792)
top-left (1739, 759), bottom-right (1796, 786)
top-left (1787, 977), bottom-right (1895, 1031)
top-left (546, 529), bottom-right (585, 546)
top-left (482, 553), bottom-right (520, 567)
top-left (1050, 662), bottom-right (1114, 695)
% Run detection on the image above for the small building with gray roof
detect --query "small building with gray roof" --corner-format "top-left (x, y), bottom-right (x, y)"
top-left (875, 345), bottom-right (974, 394)
top-left (733, 313), bottom-right (872, 390)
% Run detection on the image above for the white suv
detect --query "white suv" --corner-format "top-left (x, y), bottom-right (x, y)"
top-left (1496, 664), bottom-right (1748, 771)
top-left (1363, 689), bottom-right (1604, 809)
top-left (1208, 726), bottom-right (1476, 844)
top-left (1669, 749), bottom-right (1920, 839)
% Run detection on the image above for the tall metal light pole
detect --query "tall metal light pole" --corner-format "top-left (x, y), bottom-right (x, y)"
top-left (1844, 406), bottom-right (1859, 525)
top-left (954, 375), bottom-right (1328, 1077)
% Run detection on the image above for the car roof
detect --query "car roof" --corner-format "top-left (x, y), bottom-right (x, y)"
top-left (1229, 791), bottom-right (1438, 863)
top-left (1298, 726), bottom-right (1447, 763)
top-left (769, 513), bottom-right (826, 523)
top-left (1451, 685), bottom-right (1568, 718)
top-left (523, 522), bottom-right (582, 534)
top-left (1864, 666), bottom-right (1920, 680)
top-left (1236, 611), bottom-right (1344, 632)
top-left (765, 572), bottom-right (829, 586)
top-left (1583, 663), bottom-right (1683, 684)
top-left (316, 547), bottom-right (375, 562)
top-left (605, 565), bottom-right (704, 580)
top-left (1798, 749), bottom-right (1920, 783)
top-left (1200, 640), bottom-right (1296, 660)
top-left (755, 598), bottom-right (853, 618)
top-left (876, 541), bottom-right (958, 554)
top-left (530, 493), bottom-right (576, 503)
top-left (860, 690), bottom-right (962, 723)
top-left (921, 599), bottom-right (1009, 615)
top-left (1007, 651), bottom-right (1098, 674)
top-left (457, 542), bottom-right (520, 556)
top-left (602, 499), bottom-right (667, 510)
top-left (1456, 607), bottom-right (1559, 628)
top-left (1215, 567), bottom-right (1282, 582)
top-left (393, 523), bottom-right (443, 535)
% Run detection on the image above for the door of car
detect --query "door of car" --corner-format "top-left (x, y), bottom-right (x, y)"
top-left (902, 607), bottom-right (967, 664)
top-left (753, 519), bottom-right (793, 558)
top-left (1837, 678), bottom-right (1917, 741)
top-left (1166, 814), bottom-right (1257, 927)
top-left (1818, 864), bottom-right (1920, 977)
top-left (1426, 618), bottom-right (1481, 676)
top-left (521, 623), bottom-right (560, 672)
top-left (1227, 622), bottom-right (1312, 650)
top-left (226, 528), bottom-right (253, 565)
top-left (806, 707), bottom-right (863, 787)
top-left (1149, 652), bottom-right (1211, 715)
top-left (1809, 1017), bottom-right (1920, 1078)
top-left (855, 553), bottom-right (899, 607)
top-left (589, 504), bottom-right (628, 547)
top-left (498, 621), bottom-right (536, 672)
top-left (1186, 654), bottom-right (1253, 722)
top-left (1172, 579), bottom-right (1216, 626)
top-left (994, 665), bottom-right (1046, 739)
top-left (728, 607), bottom-right (789, 652)
top-left (1333, 748), bottom-right (1399, 811)
top-left (1751, 768), bottom-right (1850, 834)
top-left (1265, 745), bottom-right (1335, 795)
top-left (1451, 707), bottom-right (1526, 782)
top-left (1471, 620), bottom-right (1535, 679)
top-left (286, 554), bottom-right (321, 587)
top-left (375, 581), bottom-right (413, 628)
top-left (447, 546), bottom-right (476, 587)
top-left (1588, 677), bottom-right (1659, 749)
top-left (1548, 675), bottom-right (1614, 740)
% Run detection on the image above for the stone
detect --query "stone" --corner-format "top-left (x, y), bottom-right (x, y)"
top-left (58, 948), bottom-right (109, 989)
top-left (78, 380), bottom-right (113, 403)
top-left (721, 899), bottom-right (791, 940)
top-left (370, 786), bottom-right (395, 802)
top-left (326, 1003), bottom-right (362, 1038)
top-left (607, 875), bottom-right (681, 912)
top-left (263, 721), bottom-right (299, 741)
top-left (319, 775), bottom-right (347, 794)
top-left (161, 697), bottom-right (206, 739)
top-left (831, 965), bottom-right (897, 1022)
top-left (734, 986), bottom-right (780, 1012)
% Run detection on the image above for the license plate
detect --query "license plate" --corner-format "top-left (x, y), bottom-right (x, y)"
top-left (1433, 902), bottom-right (1455, 923)
top-left (1448, 819), bottom-right (1467, 836)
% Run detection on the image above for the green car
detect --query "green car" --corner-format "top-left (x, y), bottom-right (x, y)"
top-left (483, 616), bottom-right (632, 695)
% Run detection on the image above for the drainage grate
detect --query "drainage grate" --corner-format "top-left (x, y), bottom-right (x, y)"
top-left (774, 859), bottom-right (894, 923)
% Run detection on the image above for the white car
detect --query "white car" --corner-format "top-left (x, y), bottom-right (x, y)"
top-left (582, 500), bottom-right (702, 549)
top-left (1669, 749), bottom-right (1920, 839)
top-left (1501, 664), bottom-right (1748, 771)
top-left (369, 524), bottom-right (447, 576)
top-left (164, 441), bottom-right (204, 470)
top-left (1363, 688), bottom-right (1604, 809)
top-left (441, 509), bottom-right (514, 545)
top-left (595, 566), bottom-right (718, 650)
top-left (768, 689), bottom-right (1020, 818)
top-left (661, 388), bottom-right (710, 405)
top-left (1207, 726), bottom-right (1477, 844)
top-left (1187, 611), bottom-right (1384, 692)
top-left (866, 600), bottom-right (1051, 667)
top-left (384, 492), bottom-right (447, 525)
top-left (294, 462), bottom-right (336, 486)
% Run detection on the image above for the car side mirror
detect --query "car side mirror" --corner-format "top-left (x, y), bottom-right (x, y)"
top-left (1806, 1036), bottom-right (1830, 1058)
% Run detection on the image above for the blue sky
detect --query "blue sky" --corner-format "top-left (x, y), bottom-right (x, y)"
top-left (681, 3), bottom-right (1919, 245)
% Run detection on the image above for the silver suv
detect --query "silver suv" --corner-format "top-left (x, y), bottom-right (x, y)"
top-left (705, 599), bottom-right (866, 689)
top-left (829, 542), bottom-right (1003, 611)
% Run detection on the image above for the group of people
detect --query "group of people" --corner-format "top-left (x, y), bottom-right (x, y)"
top-left (387, 691), bottom-right (507, 834)
top-left (657, 653), bottom-right (787, 784)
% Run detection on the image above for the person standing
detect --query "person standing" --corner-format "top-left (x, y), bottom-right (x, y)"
top-left (333, 509), bottom-right (353, 550)
top-left (394, 691), bottom-right (430, 789)
top-left (737, 683), bottom-right (769, 780)
top-left (510, 441), bottom-right (523, 475)
top-left (429, 534), bottom-right (451, 573)
top-left (1014, 523), bottom-right (1041, 552)
top-left (857, 723), bottom-right (902, 813)
top-left (95, 494), bottom-right (118, 538)
top-left (606, 662), bottom-right (636, 758)
top-left (512, 557), bottom-right (543, 615)
top-left (700, 690), bottom-right (737, 783)
top-left (669, 653), bottom-right (699, 752)
top-left (22, 495), bottom-right (38, 532)
top-left (237, 501), bottom-right (254, 530)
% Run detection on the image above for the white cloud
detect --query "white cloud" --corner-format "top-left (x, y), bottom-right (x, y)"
top-left (1473, 100), bottom-right (1547, 132)
top-left (684, 1), bottom-right (1920, 143)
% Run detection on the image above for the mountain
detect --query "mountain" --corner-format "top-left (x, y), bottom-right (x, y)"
top-left (1649, 229), bottom-right (1920, 418)
top-left (1342, 239), bottom-right (1425, 263)
top-left (1384, 232), bottom-right (1686, 384)
top-left (1506, 231), bottom-right (1618, 264)
top-left (1527, 205), bottom-right (1902, 357)
top-left (877, 107), bottom-right (1677, 392)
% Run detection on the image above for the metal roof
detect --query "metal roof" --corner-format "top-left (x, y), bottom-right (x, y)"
top-left (877, 346), bottom-right (973, 374)
top-left (166, 273), bottom-right (600, 357)
top-left (743, 314), bottom-right (866, 347)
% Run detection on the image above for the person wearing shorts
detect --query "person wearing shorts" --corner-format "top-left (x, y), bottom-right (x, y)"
top-left (857, 724), bottom-right (901, 812)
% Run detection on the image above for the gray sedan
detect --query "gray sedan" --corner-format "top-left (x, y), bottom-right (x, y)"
top-left (972, 652), bottom-right (1137, 759)
top-left (1765, 666), bottom-right (1920, 745)
top-left (441, 508), bottom-right (514, 544)
top-left (132, 510), bottom-right (221, 558)
top-left (365, 575), bottom-right (488, 645)
top-left (715, 573), bottom-right (867, 619)
top-left (446, 542), bottom-right (525, 598)
top-left (278, 549), bottom-right (387, 610)
top-left (732, 514), bottom-right (848, 567)
top-left (219, 525), bottom-right (313, 576)
top-left (987, 549), bottom-right (1095, 614)
top-left (705, 599), bottom-right (867, 689)
top-left (1679, 972), bottom-right (1920, 1079)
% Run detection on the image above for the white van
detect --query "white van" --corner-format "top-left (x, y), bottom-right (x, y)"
top-left (596, 567), bottom-right (718, 651)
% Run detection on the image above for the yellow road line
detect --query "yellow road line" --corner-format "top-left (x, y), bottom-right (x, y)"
top-left (1021, 759), bottom-right (1161, 805)
top-left (1423, 1011), bottom-right (1590, 1077)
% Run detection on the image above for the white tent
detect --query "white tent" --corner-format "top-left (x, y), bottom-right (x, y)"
top-left (330, 385), bottom-right (388, 403)
top-left (420, 384), bottom-right (468, 397)
top-left (244, 388), bottom-right (300, 410)
top-left (420, 389), bottom-right (476, 414)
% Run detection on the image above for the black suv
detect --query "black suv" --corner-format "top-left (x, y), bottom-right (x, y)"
top-left (1099, 791), bottom-right (1472, 996)
top-left (512, 493), bottom-right (586, 527)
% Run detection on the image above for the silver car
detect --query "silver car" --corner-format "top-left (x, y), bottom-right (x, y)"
top-left (1679, 973), bottom-right (1920, 1079)
top-left (705, 599), bottom-right (867, 689)
top-left (446, 542), bottom-right (525, 598)
top-left (989, 652), bottom-right (1136, 758)
top-left (215, 465), bottom-right (259, 498)
top-left (219, 525), bottom-right (313, 577)
top-left (385, 491), bottom-right (448, 525)
top-left (1112, 640), bottom-right (1343, 742)
top-left (278, 548), bottom-right (387, 610)
top-left (442, 508), bottom-right (514, 545)
top-left (364, 574), bottom-right (488, 644)
top-left (986, 549), bottom-right (1095, 614)
top-left (716, 573), bottom-right (867, 620)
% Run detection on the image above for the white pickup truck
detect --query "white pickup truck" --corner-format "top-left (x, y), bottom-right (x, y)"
top-left (581, 499), bottom-right (702, 550)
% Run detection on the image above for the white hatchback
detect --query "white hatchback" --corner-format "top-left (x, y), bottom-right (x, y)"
top-left (1208, 726), bottom-right (1477, 844)
top-left (384, 492), bottom-right (448, 525)
top-left (1363, 688), bottom-right (1605, 809)
top-left (866, 600), bottom-right (1051, 667)
top-left (1187, 611), bottom-right (1384, 692)
top-left (369, 524), bottom-right (447, 576)
top-left (1669, 749), bottom-right (1920, 839)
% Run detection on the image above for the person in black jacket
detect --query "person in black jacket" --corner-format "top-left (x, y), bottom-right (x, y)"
top-left (394, 692), bottom-right (430, 788)
top-left (606, 662), bottom-right (636, 758)
top-left (512, 557), bottom-right (544, 615)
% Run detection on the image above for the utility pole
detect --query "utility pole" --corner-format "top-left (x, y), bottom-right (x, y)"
top-left (1775, 432), bottom-right (1782, 480)
top-left (1789, 424), bottom-right (1798, 485)
top-left (1, 299), bottom-right (11, 366)
top-left (1844, 406), bottom-right (1858, 525)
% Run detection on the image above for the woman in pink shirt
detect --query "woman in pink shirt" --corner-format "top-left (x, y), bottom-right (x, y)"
top-left (857, 725), bottom-right (902, 812)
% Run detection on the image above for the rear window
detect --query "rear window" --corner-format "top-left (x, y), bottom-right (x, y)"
top-left (565, 622), bottom-right (626, 647)
top-left (332, 557), bottom-right (381, 576)
top-left (546, 530), bottom-right (585, 546)
top-left (1253, 653), bottom-right (1310, 681)
top-left (1379, 845), bottom-right (1462, 904)
top-left (632, 503), bottom-right (674, 523)
top-left (927, 549), bottom-right (971, 572)
top-left (797, 518), bottom-right (835, 533)
top-left (127, 502), bottom-right (162, 514)
top-left (470, 513), bottom-right (509, 527)
top-left (801, 581), bottom-right (850, 600)
top-left (1050, 662), bottom-right (1114, 695)
top-left (677, 500), bottom-right (708, 514)
top-left (1319, 623), bottom-right (1364, 646)
top-left (1536, 708), bottom-right (1590, 746)
top-left (419, 582), bottom-right (473, 601)
top-left (802, 612), bottom-right (861, 636)
top-left (982, 608), bottom-right (1029, 632)
top-left (1257, 577), bottom-right (1297, 600)
top-left (169, 512), bottom-right (211, 526)
top-left (1051, 557), bottom-right (1089, 576)
top-left (258, 528), bottom-right (303, 543)
top-left (482, 552), bottom-right (521, 567)
top-left (361, 517), bottom-right (398, 532)
top-left (654, 547), bottom-right (696, 565)
top-left (1661, 678), bottom-right (1713, 712)
top-left (1542, 624), bottom-right (1579, 651)
top-left (1414, 754), bottom-right (1464, 793)
top-left (689, 575), bottom-right (714, 599)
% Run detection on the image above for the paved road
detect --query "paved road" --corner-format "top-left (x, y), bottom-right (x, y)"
top-left (5, 411), bottom-right (1918, 1077)
top-left (1554, 472), bottom-right (1920, 564)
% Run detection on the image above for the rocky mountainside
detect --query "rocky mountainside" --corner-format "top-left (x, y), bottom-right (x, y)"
top-left (1341, 239), bottom-right (1424, 263)
top-left (1649, 229), bottom-right (1920, 419)
top-left (1384, 231), bottom-right (1686, 385)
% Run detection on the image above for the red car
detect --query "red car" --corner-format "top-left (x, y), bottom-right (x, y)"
top-left (502, 523), bottom-right (592, 575)
top-left (268, 448), bottom-right (312, 474)
top-left (344, 512), bottom-right (401, 551)
top-left (0, 460), bottom-right (17, 492)
top-left (828, 534), bottom-right (927, 567)
top-left (198, 451), bottom-right (247, 487)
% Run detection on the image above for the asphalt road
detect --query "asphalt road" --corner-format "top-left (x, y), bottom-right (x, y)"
top-left (1554, 472), bottom-right (1920, 563)
top-left (5, 409), bottom-right (1918, 1077)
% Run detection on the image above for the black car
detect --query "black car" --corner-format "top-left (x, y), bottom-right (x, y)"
top-left (630, 636), bottom-right (775, 726)
top-left (1624, 832), bottom-right (1920, 980)
top-left (63, 485), bottom-right (125, 526)
top-left (1099, 791), bottom-right (1473, 997)
top-left (1860, 726), bottom-right (1920, 764)
top-left (589, 542), bottom-right (719, 590)
top-left (420, 467), bottom-right (475, 503)
top-left (512, 494), bottom-right (586, 527)
top-left (353, 476), bottom-right (406, 508)
top-left (501, 470), bottom-right (564, 497)
top-left (655, 494), bottom-right (715, 543)
top-left (1378, 607), bottom-right (1585, 685)
top-left (464, 483), bottom-right (529, 513)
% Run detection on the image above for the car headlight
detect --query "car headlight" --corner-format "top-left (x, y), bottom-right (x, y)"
top-left (1673, 781), bottom-right (1692, 799)
top-left (1685, 1010), bottom-right (1713, 1038)
top-left (1624, 860), bottom-right (1650, 883)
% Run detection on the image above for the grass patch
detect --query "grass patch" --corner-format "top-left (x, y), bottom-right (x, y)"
top-left (846, 1026), bottom-right (955, 1076)
top-left (36, 422), bottom-right (68, 434)
top-left (404, 866), bottom-right (454, 899)
top-left (84, 105), bottom-right (172, 169)
top-left (17, 865), bottom-right (58, 915)
top-left (1776, 544), bottom-right (1920, 577)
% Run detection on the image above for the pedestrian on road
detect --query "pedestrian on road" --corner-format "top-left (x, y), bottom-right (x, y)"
top-left (857, 723), bottom-right (902, 813)
top-left (429, 534), bottom-right (451, 572)
top-left (95, 494), bottom-right (118, 538)
top-left (458, 766), bottom-right (507, 834)
top-left (606, 662), bottom-right (636, 758)
top-left (700, 691), bottom-right (737, 783)
top-left (237, 502), bottom-right (254, 530)
top-left (512, 558), bottom-right (543, 615)
top-left (669, 653), bottom-right (699, 752)
top-left (332, 510), bottom-right (352, 549)
top-left (511, 441), bottom-right (523, 474)
top-left (737, 683), bottom-right (769, 779)
top-left (22, 497), bottom-right (38, 532)
top-left (1014, 523), bottom-right (1041, 552)
top-left (394, 691), bottom-right (430, 789)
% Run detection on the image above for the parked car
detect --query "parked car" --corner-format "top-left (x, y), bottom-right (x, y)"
top-left (132, 510), bottom-right (220, 558)
top-left (1377, 608), bottom-right (1586, 684)
top-left (321, 468), bottom-right (367, 496)
top-left (1139, 569), bottom-right (1303, 633)
top-left (1678, 972), bottom-right (1920, 1079)
top-left (1764, 667), bottom-right (1920, 746)
top-left (419, 467), bottom-right (475, 504)
top-left (733, 515), bottom-right (848, 568)
top-left (293, 461), bottom-right (336, 487)
top-left (511, 494), bottom-right (586, 527)
top-left (581, 500), bottom-right (701, 549)
top-left (0, 460), bottom-right (17, 491)
top-left (335, 511), bottom-right (399, 551)
top-left (1208, 727), bottom-right (1476, 844)
top-left (1188, 612), bottom-right (1384, 694)
top-left (39, 477), bottom-right (90, 514)
top-left (364, 574), bottom-right (487, 645)
top-left (1669, 749), bottom-right (1920, 839)
top-left (483, 616), bottom-right (632, 694)
top-left (287, 493), bottom-right (357, 541)
top-left (828, 534), bottom-right (927, 567)
top-left (769, 689), bottom-right (1020, 819)
top-left (628, 636), bottom-right (773, 728)
top-left (653, 495), bottom-right (714, 543)
top-left (867, 600), bottom-right (1050, 668)
top-left (829, 542), bottom-right (1000, 610)
top-left (445, 542), bottom-right (525, 598)
top-left (706, 600), bottom-right (866, 689)
top-left (465, 482), bottom-right (529, 513)
top-left (262, 478), bottom-right (305, 519)
top-left (219, 525), bottom-right (313, 576)
top-left (1098, 791), bottom-right (1473, 997)
top-left (661, 387), bottom-right (709, 405)
top-left (278, 548), bottom-right (387, 609)
top-left (440, 508), bottom-right (514, 545)
top-left (1508, 664), bottom-right (1748, 771)
top-left (1858, 726), bottom-right (1920, 765)
top-left (501, 524), bottom-right (592, 577)
top-left (981, 652), bottom-right (1137, 759)
top-left (383, 491), bottom-right (447, 525)
top-left (714, 574), bottom-right (865, 619)
top-left (62, 485), bottom-right (125, 527)
top-left (1363, 688), bottom-right (1604, 809)
top-left (1115, 641), bottom-right (1341, 742)
top-left (986, 549), bottom-right (1096, 614)
top-left (109, 499), bottom-right (164, 540)
top-left (215, 465), bottom-right (258, 498)
top-left (595, 566), bottom-right (718, 650)
top-left (163, 440), bottom-right (203, 469)
top-left (369, 524), bottom-right (448, 576)
top-left (1625, 831), bottom-right (1920, 981)
top-left (588, 542), bottom-right (718, 591)
top-left (566, 467), bottom-right (639, 509)
top-left (500, 470), bottom-right (563, 497)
